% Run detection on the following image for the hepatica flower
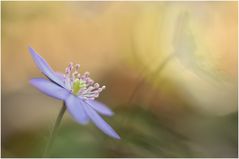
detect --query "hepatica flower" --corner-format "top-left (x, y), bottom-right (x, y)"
top-left (29, 47), bottom-right (120, 140)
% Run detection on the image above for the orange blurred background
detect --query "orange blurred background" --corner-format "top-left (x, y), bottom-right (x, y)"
top-left (1, 1), bottom-right (238, 157)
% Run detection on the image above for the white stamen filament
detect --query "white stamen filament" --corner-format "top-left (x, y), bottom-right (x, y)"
top-left (63, 62), bottom-right (105, 100)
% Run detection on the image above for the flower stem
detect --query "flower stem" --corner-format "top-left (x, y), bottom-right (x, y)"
top-left (43, 102), bottom-right (66, 157)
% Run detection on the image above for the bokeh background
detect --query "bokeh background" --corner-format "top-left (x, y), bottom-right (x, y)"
top-left (1, 1), bottom-right (238, 158)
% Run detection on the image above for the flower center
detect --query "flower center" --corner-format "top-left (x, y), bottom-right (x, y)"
top-left (63, 62), bottom-right (106, 100)
top-left (72, 79), bottom-right (86, 95)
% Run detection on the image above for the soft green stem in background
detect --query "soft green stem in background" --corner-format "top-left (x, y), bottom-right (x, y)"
top-left (43, 102), bottom-right (66, 158)
top-left (120, 54), bottom-right (175, 134)
top-left (128, 53), bottom-right (174, 104)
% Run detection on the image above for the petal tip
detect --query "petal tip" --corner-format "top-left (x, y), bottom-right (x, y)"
top-left (86, 100), bottom-right (115, 117)
top-left (29, 78), bottom-right (37, 86)
top-left (113, 133), bottom-right (121, 140)
top-left (28, 47), bottom-right (40, 61)
top-left (83, 104), bottom-right (121, 140)
top-left (28, 47), bottom-right (35, 55)
top-left (27, 47), bottom-right (66, 88)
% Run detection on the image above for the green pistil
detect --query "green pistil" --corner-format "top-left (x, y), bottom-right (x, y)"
top-left (72, 79), bottom-right (86, 95)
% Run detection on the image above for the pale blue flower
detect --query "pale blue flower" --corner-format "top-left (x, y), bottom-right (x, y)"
top-left (29, 47), bottom-right (120, 139)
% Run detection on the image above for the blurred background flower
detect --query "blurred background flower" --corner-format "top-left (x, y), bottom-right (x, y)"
top-left (1, 1), bottom-right (237, 157)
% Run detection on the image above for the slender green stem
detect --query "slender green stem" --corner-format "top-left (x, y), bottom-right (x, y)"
top-left (43, 102), bottom-right (66, 157)
top-left (128, 53), bottom-right (174, 104)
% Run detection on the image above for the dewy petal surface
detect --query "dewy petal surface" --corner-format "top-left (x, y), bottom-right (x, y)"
top-left (86, 100), bottom-right (114, 116)
top-left (28, 47), bottom-right (65, 88)
top-left (65, 95), bottom-right (89, 125)
top-left (83, 103), bottom-right (120, 139)
top-left (30, 78), bottom-right (70, 100)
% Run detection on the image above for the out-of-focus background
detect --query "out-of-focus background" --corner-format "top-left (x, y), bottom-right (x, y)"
top-left (1, 1), bottom-right (238, 157)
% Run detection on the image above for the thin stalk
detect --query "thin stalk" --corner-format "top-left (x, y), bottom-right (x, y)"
top-left (128, 53), bottom-right (174, 104)
top-left (43, 102), bottom-right (66, 157)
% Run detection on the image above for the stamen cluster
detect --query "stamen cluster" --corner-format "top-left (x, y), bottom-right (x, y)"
top-left (64, 62), bottom-right (105, 100)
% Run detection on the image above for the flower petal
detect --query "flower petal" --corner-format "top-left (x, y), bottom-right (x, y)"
top-left (28, 47), bottom-right (65, 88)
top-left (65, 95), bottom-right (89, 125)
top-left (55, 72), bottom-right (65, 82)
top-left (86, 100), bottom-right (114, 116)
top-left (83, 104), bottom-right (120, 139)
top-left (30, 78), bottom-right (69, 100)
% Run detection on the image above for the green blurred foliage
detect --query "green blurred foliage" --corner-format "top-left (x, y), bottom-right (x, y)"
top-left (2, 106), bottom-right (237, 158)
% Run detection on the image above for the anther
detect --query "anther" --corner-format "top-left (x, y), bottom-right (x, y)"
top-left (94, 83), bottom-right (100, 88)
top-left (84, 72), bottom-right (90, 77)
top-left (75, 64), bottom-right (80, 70)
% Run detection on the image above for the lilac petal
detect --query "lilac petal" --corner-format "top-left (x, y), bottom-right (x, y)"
top-left (86, 100), bottom-right (114, 116)
top-left (65, 95), bottom-right (89, 125)
top-left (28, 47), bottom-right (65, 88)
top-left (55, 72), bottom-right (65, 82)
top-left (83, 104), bottom-right (120, 139)
top-left (30, 78), bottom-right (69, 100)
